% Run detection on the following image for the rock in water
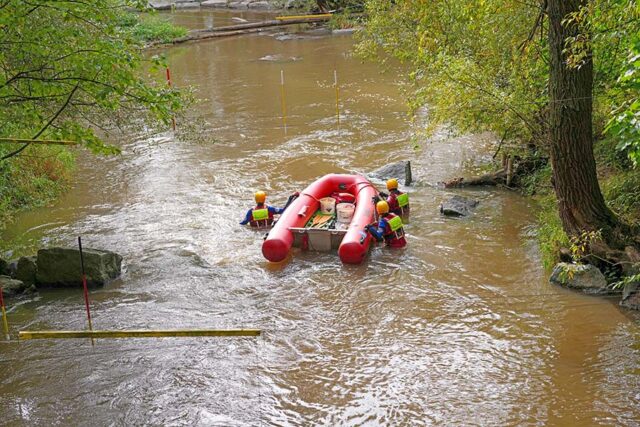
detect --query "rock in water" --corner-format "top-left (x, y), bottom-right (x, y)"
top-left (0, 275), bottom-right (30, 298)
top-left (439, 195), bottom-right (479, 217)
top-left (549, 263), bottom-right (609, 294)
top-left (16, 256), bottom-right (37, 286)
top-left (369, 161), bottom-right (412, 186)
top-left (36, 247), bottom-right (122, 287)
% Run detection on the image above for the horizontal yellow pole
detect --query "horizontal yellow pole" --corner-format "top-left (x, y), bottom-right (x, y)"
top-left (275, 13), bottom-right (332, 20)
top-left (19, 329), bottom-right (261, 340)
top-left (0, 137), bottom-right (78, 146)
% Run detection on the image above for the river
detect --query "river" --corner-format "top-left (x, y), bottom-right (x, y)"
top-left (1, 9), bottom-right (639, 426)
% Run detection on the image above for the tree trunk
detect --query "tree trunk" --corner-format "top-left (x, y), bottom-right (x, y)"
top-left (547, 0), bottom-right (620, 243)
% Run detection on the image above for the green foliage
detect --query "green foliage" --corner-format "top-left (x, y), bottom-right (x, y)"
top-left (130, 14), bottom-right (188, 43)
top-left (563, 1), bottom-right (640, 166)
top-left (605, 38), bottom-right (640, 166)
top-left (0, 144), bottom-right (74, 232)
top-left (356, 0), bottom-right (548, 149)
top-left (602, 169), bottom-right (640, 226)
top-left (0, 0), bottom-right (186, 158)
top-left (536, 195), bottom-right (570, 269)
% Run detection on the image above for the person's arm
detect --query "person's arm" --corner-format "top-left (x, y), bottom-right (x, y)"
top-left (268, 205), bottom-right (285, 215)
top-left (239, 208), bottom-right (253, 225)
top-left (366, 219), bottom-right (386, 242)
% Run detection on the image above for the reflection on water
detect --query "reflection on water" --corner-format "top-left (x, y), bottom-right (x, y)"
top-left (1, 10), bottom-right (639, 426)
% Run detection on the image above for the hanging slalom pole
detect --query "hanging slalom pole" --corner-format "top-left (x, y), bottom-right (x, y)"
top-left (166, 67), bottom-right (177, 131)
top-left (334, 69), bottom-right (340, 126)
top-left (1, 286), bottom-right (9, 340)
top-left (280, 69), bottom-right (287, 134)
top-left (78, 236), bottom-right (95, 346)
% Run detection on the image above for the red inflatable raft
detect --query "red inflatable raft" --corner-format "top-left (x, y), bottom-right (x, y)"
top-left (262, 174), bottom-right (377, 264)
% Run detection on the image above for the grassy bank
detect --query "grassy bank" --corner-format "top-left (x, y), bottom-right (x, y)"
top-left (0, 145), bottom-right (74, 236)
top-left (533, 137), bottom-right (640, 268)
top-left (119, 13), bottom-right (188, 44)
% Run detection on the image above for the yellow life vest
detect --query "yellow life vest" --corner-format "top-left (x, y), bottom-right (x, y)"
top-left (252, 208), bottom-right (269, 222)
top-left (387, 215), bottom-right (403, 232)
top-left (396, 192), bottom-right (409, 208)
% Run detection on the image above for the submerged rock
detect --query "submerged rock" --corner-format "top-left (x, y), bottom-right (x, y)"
top-left (0, 275), bottom-right (34, 298)
top-left (16, 256), bottom-right (37, 286)
top-left (36, 247), bottom-right (122, 287)
top-left (369, 160), bottom-right (413, 186)
top-left (549, 263), bottom-right (609, 294)
top-left (439, 195), bottom-right (479, 217)
top-left (258, 54), bottom-right (301, 63)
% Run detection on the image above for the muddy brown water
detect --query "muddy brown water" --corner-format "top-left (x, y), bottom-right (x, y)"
top-left (1, 10), bottom-right (639, 426)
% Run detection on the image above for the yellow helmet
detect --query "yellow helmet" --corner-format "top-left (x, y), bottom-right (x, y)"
top-left (255, 191), bottom-right (267, 204)
top-left (376, 200), bottom-right (389, 215)
top-left (386, 178), bottom-right (399, 190)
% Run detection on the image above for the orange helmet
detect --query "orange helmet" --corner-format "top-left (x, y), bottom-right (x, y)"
top-left (255, 191), bottom-right (267, 204)
top-left (386, 178), bottom-right (399, 190)
top-left (376, 200), bottom-right (389, 214)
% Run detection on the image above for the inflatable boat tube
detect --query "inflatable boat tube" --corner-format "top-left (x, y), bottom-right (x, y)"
top-left (262, 174), bottom-right (377, 264)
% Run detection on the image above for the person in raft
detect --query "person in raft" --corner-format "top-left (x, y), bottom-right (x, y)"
top-left (385, 178), bottom-right (410, 217)
top-left (366, 200), bottom-right (407, 248)
top-left (239, 191), bottom-right (285, 228)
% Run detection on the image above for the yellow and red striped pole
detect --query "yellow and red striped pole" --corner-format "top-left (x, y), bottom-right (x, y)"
top-left (334, 70), bottom-right (340, 126)
top-left (280, 69), bottom-right (287, 134)
top-left (166, 67), bottom-right (177, 131)
top-left (78, 237), bottom-right (95, 346)
top-left (1, 286), bottom-right (9, 340)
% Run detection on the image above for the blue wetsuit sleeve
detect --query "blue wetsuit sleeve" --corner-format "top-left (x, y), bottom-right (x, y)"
top-left (367, 218), bottom-right (386, 241)
top-left (240, 208), bottom-right (253, 225)
top-left (268, 206), bottom-right (284, 215)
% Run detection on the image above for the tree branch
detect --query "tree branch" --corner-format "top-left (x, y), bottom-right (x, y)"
top-left (1, 83), bottom-right (80, 161)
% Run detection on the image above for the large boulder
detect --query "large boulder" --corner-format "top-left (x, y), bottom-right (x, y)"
top-left (15, 256), bottom-right (37, 286)
top-left (439, 195), bottom-right (479, 217)
top-left (369, 160), bottom-right (413, 186)
top-left (0, 275), bottom-right (32, 298)
top-left (549, 263), bottom-right (609, 294)
top-left (36, 247), bottom-right (122, 287)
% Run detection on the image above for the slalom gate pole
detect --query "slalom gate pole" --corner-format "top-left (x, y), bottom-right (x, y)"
top-left (334, 70), bottom-right (340, 126)
top-left (0, 287), bottom-right (9, 340)
top-left (280, 69), bottom-right (287, 134)
top-left (78, 236), bottom-right (95, 346)
top-left (166, 67), bottom-right (177, 131)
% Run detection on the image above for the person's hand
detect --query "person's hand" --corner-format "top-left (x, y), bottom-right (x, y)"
top-left (379, 191), bottom-right (389, 199)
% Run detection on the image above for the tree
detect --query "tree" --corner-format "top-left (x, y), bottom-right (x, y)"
top-left (358, 0), bottom-right (639, 248)
top-left (0, 0), bottom-right (183, 160)
top-left (547, 0), bottom-right (621, 242)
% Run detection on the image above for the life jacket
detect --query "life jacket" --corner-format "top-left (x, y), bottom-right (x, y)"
top-left (250, 204), bottom-right (274, 228)
top-left (388, 190), bottom-right (410, 216)
top-left (382, 213), bottom-right (407, 248)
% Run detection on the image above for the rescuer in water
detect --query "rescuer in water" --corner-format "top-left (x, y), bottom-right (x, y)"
top-left (366, 200), bottom-right (407, 248)
top-left (383, 178), bottom-right (410, 217)
top-left (240, 191), bottom-right (285, 228)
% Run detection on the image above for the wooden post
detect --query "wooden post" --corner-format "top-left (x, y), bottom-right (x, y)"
top-left (405, 161), bottom-right (412, 186)
top-left (78, 237), bottom-right (95, 346)
top-left (501, 153), bottom-right (508, 169)
top-left (506, 156), bottom-right (514, 187)
top-left (0, 287), bottom-right (9, 340)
